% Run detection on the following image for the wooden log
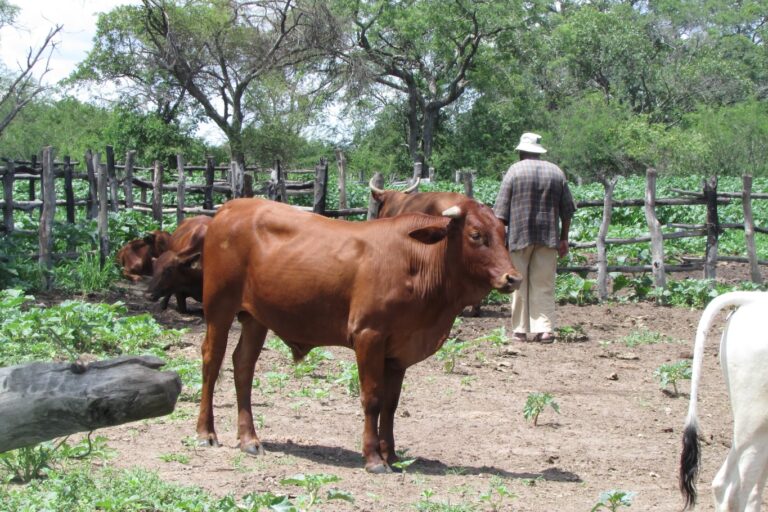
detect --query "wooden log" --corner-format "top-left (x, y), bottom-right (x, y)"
top-left (176, 154), bottom-right (186, 225)
top-left (335, 148), bottom-right (347, 210)
top-left (597, 176), bottom-right (618, 301)
top-left (0, 355), bottom-right (181, 453)
top-left (717, 255), bottom-right (768, 266)
top-left (84, 150), bottom-right (98, 219)
top-left (557, 262), bottom-right (703, 274)
top-left (575, 197), bottom-right (730, 208)
top-left (124, 150), bottom-right (136, 209)
top-left (368, 172), bottom-right (384, 220)
top-left (742, 175), bottom-right (762, 284)
top-left (462, 171), bottom-right (474, 198)
top-left (412, 161), bottom-right (422, 182)
top-left (313, 158), bottom-right (328, 215)
top-left (324, 207), bottom-right (369, 218)
top-left (38, 147), bottom-right (55, 290)
top-left (3, 159), bottom-right (14, 233)
top-left (203, 156), bottom-right (215, 210)
top-left (718, 190), bottom-right (768, 200)
top-left (569, 228), bottom-right (707, 249)
top-left (644, 168), bottom-right (666, 294)
top-left (96, 153), bottom-right (109, 268)
top-left (106, 145), bottom-right (119, 212)
top-left (63, 156), bottom-right (75, 224)
top-left (703, 176), bottom-right (719, 280)
top-left (152, 161), bottom-right (163, 226)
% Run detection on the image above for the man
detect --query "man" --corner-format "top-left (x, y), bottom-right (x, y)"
top-left (493, 132), bottom-right (576, 343)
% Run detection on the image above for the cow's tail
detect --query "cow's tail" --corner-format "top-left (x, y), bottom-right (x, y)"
top-left (680, 291), bottom-right (764, 509)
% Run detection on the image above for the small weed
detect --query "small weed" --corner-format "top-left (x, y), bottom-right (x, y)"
top-left (281, 473), bottom-right (354, 508)
top-left (474, 326), bottom-right (508, 347)
top-left (294, 348), bottom-right (333, 378)
top-left (617, 329), bottom-right (672, 347)
top-left (555, 324), bottom-right (588, 342)
top-left (159, 452), bottom-right (190, 464)
top-left (478, 476), bottom-right (516, 511)
top-left (523, 392), bottom-right (560, 426)
top-left (654, 360), bottom-right (692, 396)
top-left (436, 337), bottom-right (470, 373)
top-left (331, 360), bottom-right (360, 396)
top-left (591, 490), bottom-right (636, 511)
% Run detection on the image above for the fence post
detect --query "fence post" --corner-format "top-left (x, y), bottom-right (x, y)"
top-left (176, 154), bottom-right (186, 225)
top-left (95, 153), bottom-right (110, 270)
top-left (29, 154), bottom-right (37, 202)
top-left (462, 171), bottom-right (474, 198)
top-left (124, 150), bottom-right (136, 210)
top-left (644, 168), bottom-right (666, 296)
top-left (597, 176), bottom-right (619, 301)
top-left (106, 145), bottom-right (118, 212)
top-left (63, 156), bottom-right (75, 224)
top-left (742, 174), bottom-right (762, 284)
top-left (703, 176), bottom-right (719, 280)
top-left (412, 161), bottom-right (422, 184)
top-left (152, 161), bottom-right (164, 227)
top-left (3, 159), bottom-right (15, 233)
top-left (335, 148), bottom-right (347, 210)
top-left (230, 161), bottom-right (244, 198)
top-left (38, 147), bottom-right (55, 290)
top-left (204, 156), bottom-right (215, 210)
top-left (367, 172), bottom-right (384, 220)
top-left (85, 150), bottom-right (98, 219)
top-left (313, 158), bottom-right (328, 215)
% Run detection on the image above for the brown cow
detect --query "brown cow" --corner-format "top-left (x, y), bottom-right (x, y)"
top-left (148, 216), bottom-right (211, 313)
top-left (116, 230), bottom-right (171, 282)
top-left (370, 177), bottom-right (485, 316)
top-left (196, 197), bottom-right (520, 473)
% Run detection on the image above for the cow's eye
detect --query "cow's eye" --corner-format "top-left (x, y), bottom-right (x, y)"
top-left (469, 231), bottom-right (482, 241)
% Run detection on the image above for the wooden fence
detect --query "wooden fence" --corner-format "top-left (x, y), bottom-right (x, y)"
top-left (456, 168), bottom-right (766, 299)
top-left (0, 146), bottom-right (369, 288)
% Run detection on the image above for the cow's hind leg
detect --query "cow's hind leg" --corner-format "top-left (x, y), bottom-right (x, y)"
top-left (712, 437), bottom-right (768, 512)
top-left (233, 313), bottom-right (268, 456)
top-left (195, 311), bottom-right (235, 448)
top-left (354, 329), bottom-right (389, 473)
top-left (379, 362), bottom-right (405, 468)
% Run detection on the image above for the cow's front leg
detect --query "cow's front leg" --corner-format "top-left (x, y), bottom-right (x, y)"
top-left (196, 318), bottom-right (232, 447)
top-left (379, 361), bottom-right (405, 467)
top-left (233, 315), bottom-right (268, 456)
top-left (354, 329), bottom-right (389, 473)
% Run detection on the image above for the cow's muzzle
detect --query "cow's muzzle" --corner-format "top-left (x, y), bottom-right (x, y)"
top-left (496, 273), bottom-right (522, 293)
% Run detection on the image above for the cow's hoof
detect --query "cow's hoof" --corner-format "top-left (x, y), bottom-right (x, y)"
top-left (241, 442), bottom-right (265, 457)
top-left (365, 463), bottom-right (392, 474)
top-left (197, 436), bottom-right (220, 448)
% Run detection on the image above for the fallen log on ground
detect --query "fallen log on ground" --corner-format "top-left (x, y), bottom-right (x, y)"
top-left (0, 355), bottom-right (181, 453)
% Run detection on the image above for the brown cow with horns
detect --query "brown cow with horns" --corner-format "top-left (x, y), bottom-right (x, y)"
top-left (196, 197), bottom-right (521, 473)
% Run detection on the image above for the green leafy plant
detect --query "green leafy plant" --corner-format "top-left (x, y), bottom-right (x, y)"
top-left (556, 274), bottom-right (598, 305)
top-left (591, 490), bottom-right (636, 511)
top-left (474, 326), bottom-right (508, 347)
top-left (280, 473), bottom-right (354, 509)
top-left (555, 324), bottom-right (588, 343)
top-left (293, 348), bottom-right (333, 378)
top-left (331, 360), bottom-right (360, 396)
top-left (159, 452), bottom-right (190, 464)
top-left (0, 435), bottom-right (111, 483)
top-left (435, 337), bottom-right (470, 373)
top-left (616, 329), bottom-right (673, 347)
top-left (654, 360), bottom-right (692, 396)
top-left (523, 392), bottom-right (560, 426)
top-left (478, 476), bottom-right (516, 511)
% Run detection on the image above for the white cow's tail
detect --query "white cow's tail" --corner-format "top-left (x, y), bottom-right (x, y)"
top-left (679, 291), bottom-right (765, 509)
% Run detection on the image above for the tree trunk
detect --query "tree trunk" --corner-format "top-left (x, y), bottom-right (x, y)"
top-left (742, 175), bottom-right (762, 284)
top-left (0, 356), bottom-right (181, 453)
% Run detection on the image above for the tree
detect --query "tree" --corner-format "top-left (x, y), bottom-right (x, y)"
top-left (333, 0), bottom-right (519, 176)
top-left (0, 1), bottom-right (62, 138)
top-left (138, 0), bottom-right (338, 170)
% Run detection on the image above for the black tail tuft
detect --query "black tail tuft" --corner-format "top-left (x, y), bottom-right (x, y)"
top-left (679, 423), bottom-right (701, 510)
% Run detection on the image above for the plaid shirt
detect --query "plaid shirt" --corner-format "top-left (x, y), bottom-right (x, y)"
top-left (493, 158), bottom-right (576, 251)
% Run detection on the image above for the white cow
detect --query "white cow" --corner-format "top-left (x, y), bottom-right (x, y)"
top-left (680, 291), bottom-right (768, 511)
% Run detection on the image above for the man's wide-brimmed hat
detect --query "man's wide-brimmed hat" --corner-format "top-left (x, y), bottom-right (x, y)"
top-left (515, 132), bottom-right (547, 154)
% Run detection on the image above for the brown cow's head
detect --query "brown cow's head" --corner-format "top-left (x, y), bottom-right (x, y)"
top-left (148, 250), bottom-right (203, 303)
top-left (370, 177), bottom-right (420, 218)
top-left (408, 201), bottom-right (521, 294)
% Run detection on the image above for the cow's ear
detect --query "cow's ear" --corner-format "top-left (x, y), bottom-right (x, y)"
top-left (179, 252), bottom-right (202, 270)
top-left (409, 225), bottom-right (448, 245)
top-left (143, 232), bottom-right (156, 245)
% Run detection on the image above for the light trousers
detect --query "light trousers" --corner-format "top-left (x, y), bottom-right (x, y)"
top-left (509, 244), bottom-right (557, 334)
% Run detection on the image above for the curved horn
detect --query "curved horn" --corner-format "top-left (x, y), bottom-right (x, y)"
top-left (368, 176), bottom-right (385, 195)
top-left (442, 205), bottom-right (463, 218)
top-left (402, 177), bottom-right (421, 194)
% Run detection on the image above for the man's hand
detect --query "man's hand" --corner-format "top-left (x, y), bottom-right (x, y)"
top-left (558, 239), bottom-right (569, 258)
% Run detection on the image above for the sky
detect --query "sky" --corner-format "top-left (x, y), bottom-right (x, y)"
top-left (0, 0), bottom-right (135, 85)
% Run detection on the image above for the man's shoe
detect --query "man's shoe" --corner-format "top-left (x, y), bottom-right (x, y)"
top-left (535, 332), bottom-right (556, 344)
top-left (513, 332), bottom-right (528, 342)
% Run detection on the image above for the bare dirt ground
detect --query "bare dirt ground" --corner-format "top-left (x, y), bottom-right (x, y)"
top-left (84, 262), bottom-right (766, 511)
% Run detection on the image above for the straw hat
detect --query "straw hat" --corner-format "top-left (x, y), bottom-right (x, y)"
top-left (515, 132), bottom-right (547, 154)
